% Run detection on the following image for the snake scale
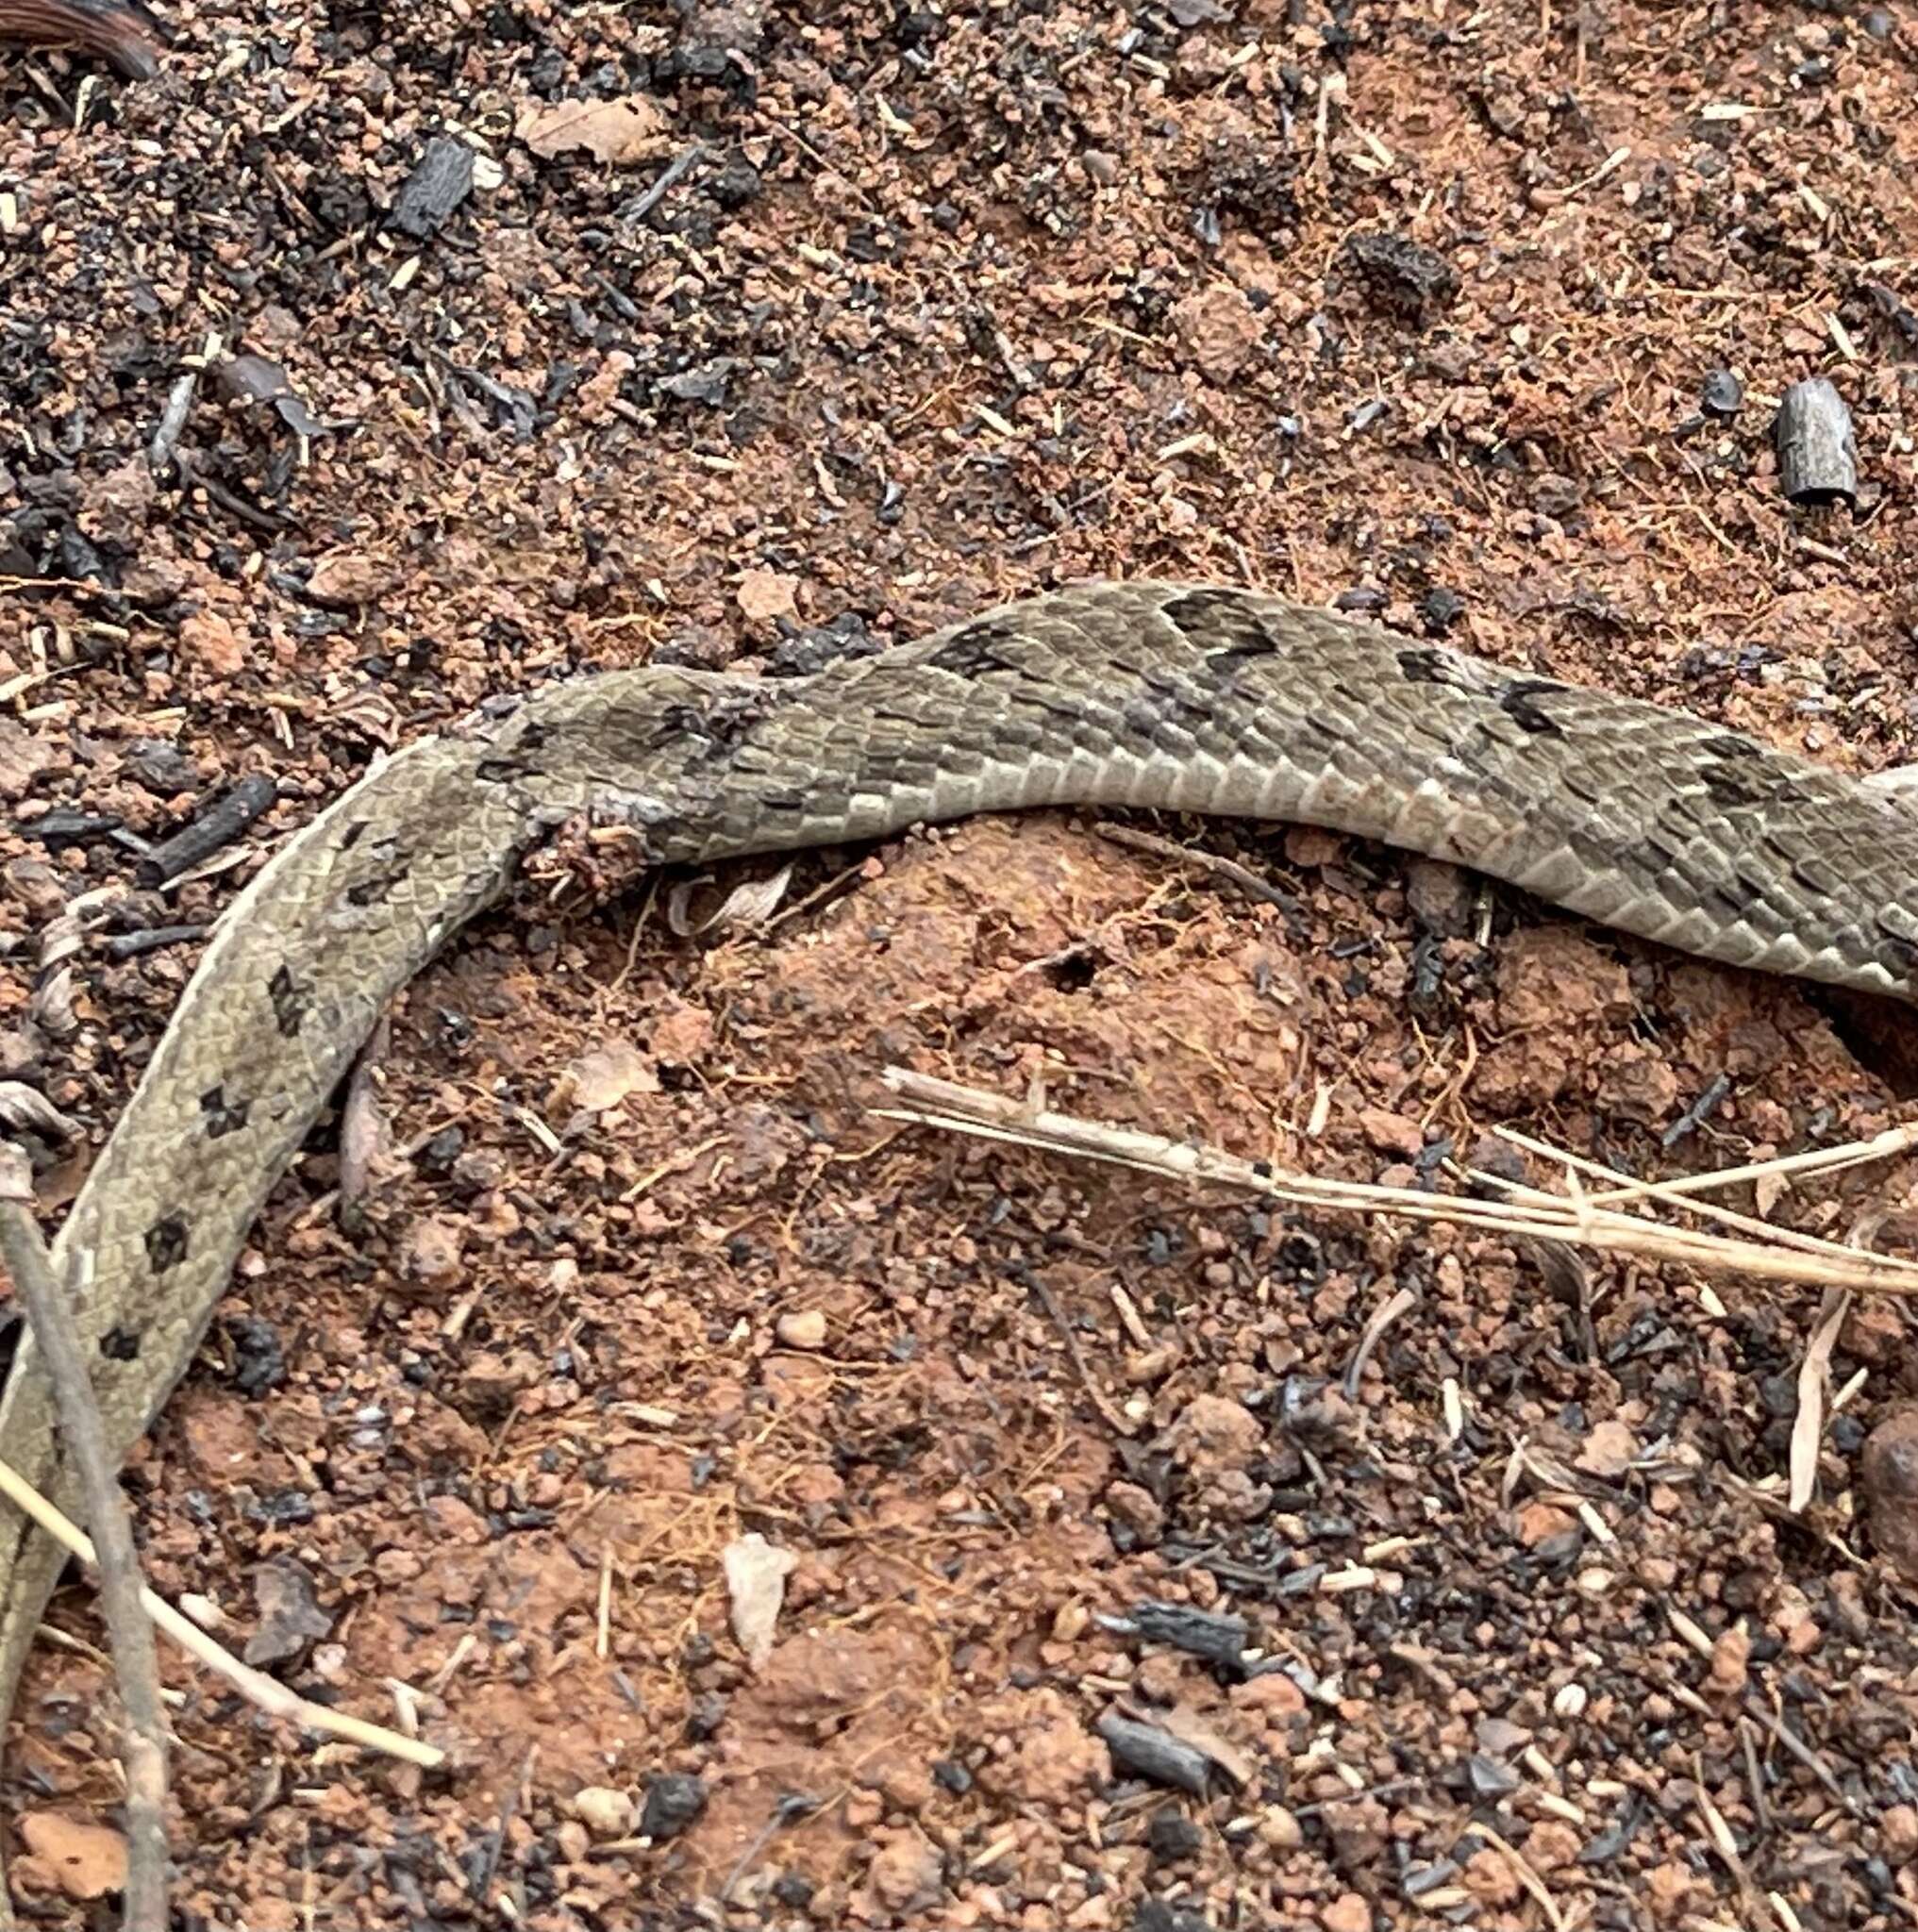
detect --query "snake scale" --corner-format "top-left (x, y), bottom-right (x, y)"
top-left (4, 576), bottom-right (1918, 1734)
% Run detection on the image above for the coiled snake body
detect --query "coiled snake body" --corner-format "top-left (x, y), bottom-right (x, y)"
top-left (3, 578), bottom-right (1916, 1726)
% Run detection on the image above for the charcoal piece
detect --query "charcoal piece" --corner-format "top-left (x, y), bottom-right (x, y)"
top-left (391, 135), bottom-right (476, 240)
top-left (217, 356), bottom-right (341, 439)
top-left (225, 1315), bottom-right (287, 1396)
top-left (1342, 230), bottom-right (1459, 325)
top-left (102, 923), bottom-right (208, 961)
top-left (1420, 587), bottom-right (1465, 636)
top-left (1096, 1714), bottom-right (1211, 1795)
top-left (1128, 1601), bottom-right (1250, 1670)
top-left (1133, 1904), bottom-right (1215, 1932)
top-left (1774, 376), bottom-right (1858, 508)
top-left (1148, 1809), bottom-right (1205, 1862)
top-left (20, 808), bottom-right (123, 850)
top-left (1466, 1751), bottom-right (1521, 1797)
top-left (1865, 281), bottom-right (1918, 346)
top-left (125, 739), bottom-right (202, 796)
top-left (639, 1773), bottom-right (709, 1840)
top-left (135, 774), bottom-right (277, 888)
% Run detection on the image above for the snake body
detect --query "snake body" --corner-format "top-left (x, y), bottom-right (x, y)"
top-left (3, 578), bottom-right (1917, 1724)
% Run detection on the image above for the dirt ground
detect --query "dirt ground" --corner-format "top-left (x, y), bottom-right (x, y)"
top-left (5, 0), bottom-right (1918, 1926)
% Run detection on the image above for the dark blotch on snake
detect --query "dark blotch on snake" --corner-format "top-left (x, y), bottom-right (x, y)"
top-left (927, 619), bottom-right (1026, 680)
top-left (100, 1327), bottom-right (141, 1361)
top-left (1169, 587), bottom-right (1284, 660)
top-left (1396, 647), bottom-right (1456, 685)
top-left (649, 693), bottom-right (776, 764)
top-left (476, 719), bottom-right (552, 783)
top-left (1496, 679), bottom-right (1569, 738)
top-left (268, 963), bottom-right (309, 1039)
top-left (1700, 758), bottom-right (1792, 812)
top-left (199, 1085), bottom-right (251, 1140)
top-left (144, 1214), bottom-right (190, 1274)
top-left (345, 864), bottom-right (409, 908)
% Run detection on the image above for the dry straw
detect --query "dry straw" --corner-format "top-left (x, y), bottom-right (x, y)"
top-left (876, 1069), bottom-right (1918, 1298)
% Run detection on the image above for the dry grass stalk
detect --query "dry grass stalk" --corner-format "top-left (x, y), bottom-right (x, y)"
top-left (1484, 1127), bottom-right (1884, 1268)
top-left (876, 1069), bottom-right (1918, 1296)
top-left (1577, 1122), bottom-right (1918, 1205)
top-left (1788, 1290), bottom-right (1850, 1513)
top-left (1469, 1821), bottom-right (1565, 1932)
top-left (0, 1454), bottom-right (442, 1770)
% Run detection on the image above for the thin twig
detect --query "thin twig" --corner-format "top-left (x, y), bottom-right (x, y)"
top-left (1487, 1127), bottom-right (1881, 1267)
top-left (1092, 822), bottom-right (1304, 913)
top-left (1576, 1123), bottom-right (1918, 1206)
top-left (0, 1451), bottom-right (442, 1769)
top-left (0, 1145), bottom-right (170, 1930)
top-left (874, 1069), bottom-right (1918, 1296)
top-left (1472, 1820), bottom-right (1565, 1931)
top-left (1343, 1284), bottom-right (1419, 1399)
top-left (620, 142), bottom-right (706, 225)
top-left (1030, 1275), bottom-right (1136, 1437)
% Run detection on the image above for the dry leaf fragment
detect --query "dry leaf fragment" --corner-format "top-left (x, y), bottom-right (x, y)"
top-left (244, 1556), bottom-right (334, 1667)
top-left (0, 1083), bottom-right (77, 1141)
top-left (564, 1041), bottom-right (659, 1112)
top-left (218, 354), bottom-right (345, 437)
top-left (516, 94), bottom-right (673, 164)
top-left (723, 1532), bottom-right (798, 1669)
top-left (1158, 1702), bottom-right (1257, 1788)
top-left (666, 864), bottom-right (794, 936)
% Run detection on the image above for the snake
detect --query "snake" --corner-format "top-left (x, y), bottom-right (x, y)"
top-left (4, 576), bottom-right (1918, 1739)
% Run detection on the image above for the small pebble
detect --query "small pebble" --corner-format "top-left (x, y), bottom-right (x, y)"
top-left (1258, 1805), bottom-right (1303, 1849)
top-left (1860, 1406), bottom-right (1918, 1583)
top-left (775, 1308), bottom-right (828, 1350)
top-left (1324, 1893), bottom-right (1371, 1932)
top-left (572, 1786), bottom-right (635, 1839)
top-left (1406, 858), bottom-right (1474, 937)
top-left (1700, 368), bottom-right (1743, 418)
top-left (399, 1214), bottom-right (466, 1290)
top-left (1148, 1809), bottom-right (1206, 1863)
